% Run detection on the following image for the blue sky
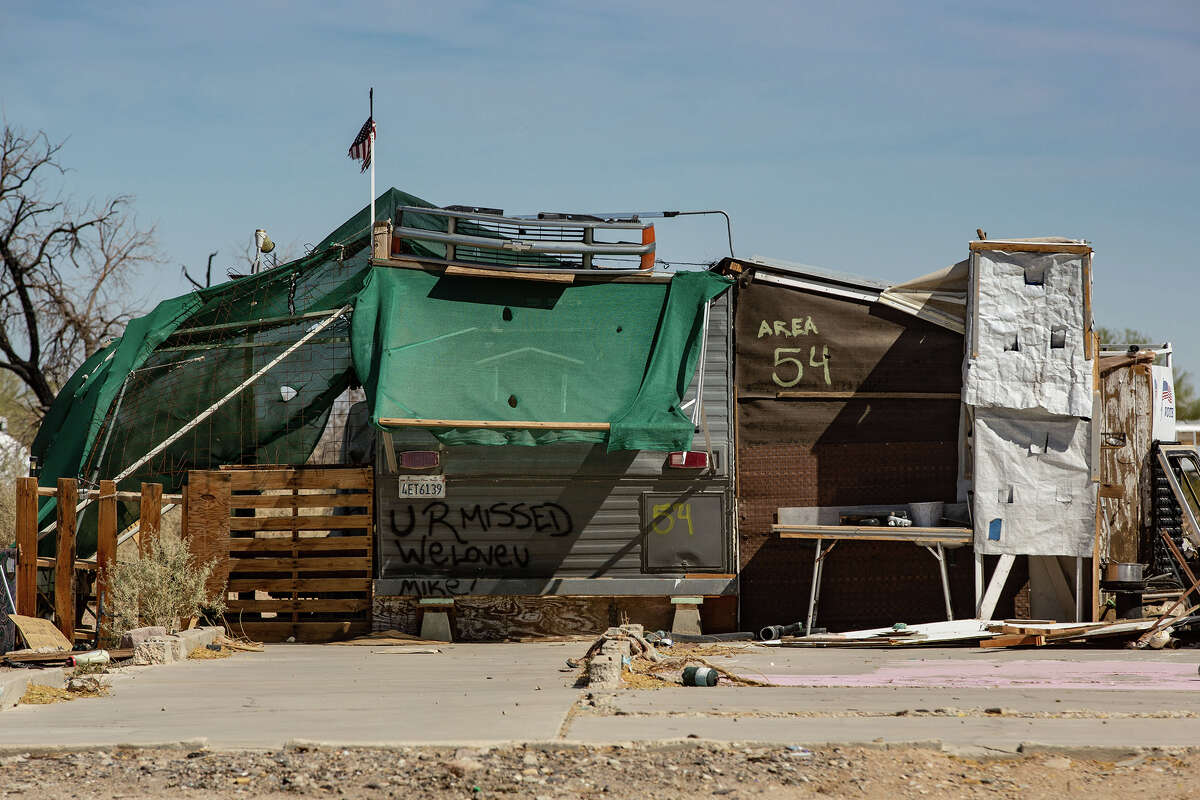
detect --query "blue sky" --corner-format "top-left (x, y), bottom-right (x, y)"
top-left (2, 1), bottom-right (1198, 374)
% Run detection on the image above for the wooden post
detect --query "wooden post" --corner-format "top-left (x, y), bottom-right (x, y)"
top-left (95, 480), bottom-right (118, 642)
top-left (55, 478), bottom-right (78, 641)
top-left (139, 482), bottom-right (163, 557)
top-left (15, 477), bottom-right (39, 616)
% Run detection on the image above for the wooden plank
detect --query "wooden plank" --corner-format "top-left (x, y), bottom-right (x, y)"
top-left (228, 536), bottom-right (372, 553)
top-left (95, 479), bottom-right (118, 641)
top-left (226, 598), bottom-right (371, 613)
top-left (969, 240), bottom-right (1092, 255)
top-left (226, 578), bottom-right (371, 592)
top-left (228, 514), bottom-right (371, 531)
top-left (15, 477), bottom-right (38, 616)
top-left (186, 471), bottom-right (232, 597)
top-left (228, 557), bottom-right (370, 573)
top-left (55, 478), bottom-right (78, 642)
top-left (229, 493), bottom-right (369, 510)
top-left (8, 614), bottom-right (73, 651)
top-left (1001, 621), bottom-right (1102, 637)
top-left (35, 486), bottom-right (181, 502)
top-left (139, 482), bottom-right (162, 557)
top-left (980, 634), bottom-right (1045, 649)
top-left (228, 621), bottom-right (367, 643)
top-left (226, 468), bottom-right (372, 491)
top-left (379, 417), bottom-right (610, 431)
top-left (444, 264), bottom-right (576, 284)
top-left (977, 553), bottom-right (1015, 620)
top-left (775, 391), bottom-right (961, 400)
top-left (774, 525), bottom-right (972, 545)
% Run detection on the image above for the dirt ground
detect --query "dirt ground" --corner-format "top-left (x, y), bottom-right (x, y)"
top-left (0, 743), bottom-right (1197, 799)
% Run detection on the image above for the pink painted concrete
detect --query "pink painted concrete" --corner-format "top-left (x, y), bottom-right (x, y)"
top-left (760, 659), bottom-right (1200, 690)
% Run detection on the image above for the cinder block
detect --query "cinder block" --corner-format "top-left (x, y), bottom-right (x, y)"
top-left (119, 626), bottom-right (167, 649)
top-left (134, 637), bottom-right (178, 665)
top-left (174, 627), bottom-right (219, 656)
top-left (587, 654), bottom-right (621, 688)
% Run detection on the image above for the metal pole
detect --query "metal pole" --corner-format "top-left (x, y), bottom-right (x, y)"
top-left (369, 87), bottom-right (375, 235)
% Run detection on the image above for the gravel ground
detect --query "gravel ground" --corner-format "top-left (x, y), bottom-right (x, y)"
top-left (0, 743), bottom-right (1197, 799)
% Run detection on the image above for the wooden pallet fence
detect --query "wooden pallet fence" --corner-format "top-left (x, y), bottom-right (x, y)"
top-left (187, 467), bottom-right (374, 643)
top-left (14, 477), bottom-right (166, 644)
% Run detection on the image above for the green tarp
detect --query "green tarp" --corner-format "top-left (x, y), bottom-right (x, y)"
top-left (350, 267), bottom-right (730, 451)
top-left (30, 187), bottom-right (731, 552)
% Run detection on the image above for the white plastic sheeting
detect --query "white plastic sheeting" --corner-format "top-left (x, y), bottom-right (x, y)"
top-left (964, 250), bottom-right (1093, 417)
top-left (971, 409), bottom-right (1096, 557)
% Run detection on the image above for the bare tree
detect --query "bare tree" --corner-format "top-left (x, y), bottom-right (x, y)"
top-left (0, 124), bottom-right (159, 415)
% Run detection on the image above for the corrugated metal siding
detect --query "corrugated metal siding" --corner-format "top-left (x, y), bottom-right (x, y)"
top-left (376, 289), bottom-right (734, 587)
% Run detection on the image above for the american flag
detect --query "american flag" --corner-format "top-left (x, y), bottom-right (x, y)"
top-left (347, 116), bottom-right (375, 173)
top-left (1163, 379), bottom-right (1174, 404)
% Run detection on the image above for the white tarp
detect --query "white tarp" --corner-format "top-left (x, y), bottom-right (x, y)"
top-left (972, 409), bottom-right (1097, 557)
top-left (964, 250), bottom-right (1093, 417)
top-left (877, 259), bottom-right (969, 334)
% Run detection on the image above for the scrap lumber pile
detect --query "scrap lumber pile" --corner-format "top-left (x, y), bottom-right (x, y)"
top-left (761, 612), bottom-right (1197, 650)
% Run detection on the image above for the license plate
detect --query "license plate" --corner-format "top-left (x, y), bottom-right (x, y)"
top-left (398, 474), bottom-right (445, 499)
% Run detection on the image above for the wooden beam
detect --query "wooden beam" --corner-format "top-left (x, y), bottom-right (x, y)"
top-left (139, 482), bottom-right (162, 557)
top-left (443, 265), bottom-right (576, 284)
top-left (977, 553), bottom-right (1015, 620)
top-left (228, 556), bottom-right (370, 573)
top-left (95, 480), bottom-right (118, 642)
top-left (225, 598), bottom-right (370, 613)
top-left (225, 468), bottom-right (372, 491)
top-left (228, 535), bottom-right (372, 553)
top-left (969, 241), bottom-right (1092, 255)
top-left (229, 493), bottom-right (369, 510)
top-left (774, 525), bottom-right (972, 545)
top-left (54, 478), bottom-right (78, 642)
top-left (226, 577), bottom-right (371, 593)
top-left (980, 633), bottom-right (1044, 649)
top-left (227, 620), bottom-right (366, 643)
top-left (228, 514), bottom-right (371, 531)
top-left (378, 417), bottom-right (610, 431)
top-left (15, 477), bottom-right (38, 616)
top-left (775, 391), bottom-right (960, 400)
top-left (35, 486), bottom-right (181, 502)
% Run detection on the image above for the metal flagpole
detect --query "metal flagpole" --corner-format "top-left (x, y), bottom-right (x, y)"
top-left (369, 87), bottom-right (375, 232)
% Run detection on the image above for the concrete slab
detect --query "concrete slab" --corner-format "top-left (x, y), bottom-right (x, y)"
top-left (0, 643), bottom-right (580, 749)
top-left (8, 641), bottom-right (1200, 752)
top-left (0, 668), bottom-right (66, 710)
top-left (607, 685), bottom-right (1200, 716)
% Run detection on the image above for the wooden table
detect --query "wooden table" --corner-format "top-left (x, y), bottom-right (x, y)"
top-left (772, 525), bottom-right (974, 635)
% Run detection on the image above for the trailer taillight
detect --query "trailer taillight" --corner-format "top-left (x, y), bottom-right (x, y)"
top-left (667, 451), bottom-right (708, 469)
top-left (400, 450), bottom-right (440, 469)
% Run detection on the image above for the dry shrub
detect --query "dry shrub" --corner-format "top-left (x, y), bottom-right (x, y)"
top-left (106, 532), bottom-right (226, 637)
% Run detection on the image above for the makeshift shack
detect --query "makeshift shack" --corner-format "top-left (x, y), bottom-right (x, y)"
top-left (28, 191), bottom-right (736, 641)
top-left (719, 256), bottom-right (990, 633)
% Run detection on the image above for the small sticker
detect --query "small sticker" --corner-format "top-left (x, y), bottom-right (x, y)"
top-left (988, 518), bottom-right (1003, 541)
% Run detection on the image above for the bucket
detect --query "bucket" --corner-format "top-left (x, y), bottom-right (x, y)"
top-left (1104, 562), bottom-right (1145, 584)
top-left (908, 502), bottom-right (944, 528)
top-left (682, 665), bottom-right (718, 686)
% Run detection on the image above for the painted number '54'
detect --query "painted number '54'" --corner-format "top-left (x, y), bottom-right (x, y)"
top-left (772, 345), bottom-right (831, 387)
top-left (651, 502), bottom-right (694, 536)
